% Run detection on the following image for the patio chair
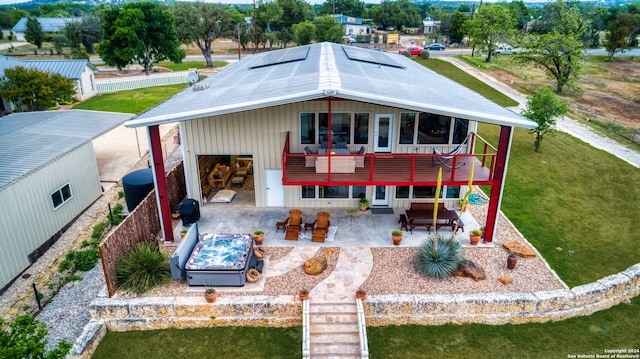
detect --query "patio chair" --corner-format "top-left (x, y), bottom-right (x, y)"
top-left (336, 141), bottom-right (347, 149)
top-left (304, 146), bottom-right (315, 168)
top-left (432, 134), bottom-right (470, 171)
top-left (311, 212), bottom-right (331, 243)
top-left (320, 141), bottom-right (329, 150)
top-left (284, 209), bottom-right (303, 240)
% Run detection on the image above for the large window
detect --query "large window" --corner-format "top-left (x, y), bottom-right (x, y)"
top-left (395, 186), bottom-right (460, 199)
top-left (51, 183), bottom-right (72, 209)
top-left (301, 185), bottom-right (364, 200)
top-left (300, 112), bottom-right (369, 146)
top-left (399, 112), bottom-right (469, 145)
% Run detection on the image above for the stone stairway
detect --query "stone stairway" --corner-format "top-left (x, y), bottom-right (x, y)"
top-left (309, 301), bottom-right (362, 358)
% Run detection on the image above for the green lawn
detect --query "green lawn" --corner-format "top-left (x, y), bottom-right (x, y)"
top-left (72, 84), bottom-right (187, 114)
top-left (154, 60), bottom-right (227, 71)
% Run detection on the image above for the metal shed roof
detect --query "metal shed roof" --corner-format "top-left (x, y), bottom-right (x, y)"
top-left (0, 110), bottom-right (134, 190)
top-left (126, 42), bottom-right (536, 130)
top-left (12, 17), bottom-right (81, 33)
top-left (24, 60), bottom-right (97, 80)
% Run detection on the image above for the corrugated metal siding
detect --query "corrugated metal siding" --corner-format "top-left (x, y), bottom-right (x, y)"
top-left (185, 100), bottom-right (473, 208)
top-left (0, 143), bottom-right (102, 289)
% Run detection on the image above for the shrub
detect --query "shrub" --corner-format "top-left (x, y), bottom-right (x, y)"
top-left (415, 234), bottom-right (464, 278)
top-left (57, 259), bottom-right (71, 273)
top-left (116, 243), bottom-right (170, 294)
top-left (73, 248), bottom-right (100, 272)
top-left (420, 50), bottom-right (430, 59)
top-left (402, 50), bottom-right (410, 57)
top-left (0, 316), bottom-right (71, 359)
top-left (91, 222), bottom-right (106, 239)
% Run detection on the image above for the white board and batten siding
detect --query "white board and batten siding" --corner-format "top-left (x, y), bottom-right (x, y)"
top-left (183, 100), bottom-right (472, 209)
top-left (0, 143), bottom-right (103, 289)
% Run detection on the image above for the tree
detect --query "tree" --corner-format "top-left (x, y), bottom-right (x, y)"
top-left (25, 17), bottom-right (44, 49)
top-left (314, 15), bottom-right (342, 43)
top-left (370, 0), bottom-right (421, 32)
top-left (80, 14), bottom-right (102, 54)
top-left (319, 0), bottom-right (365, 18)
top-left (522, 88), bottom-right (567, 152)
top-left (98, 2), bottom-right (185, 76)
top-left (603, 12), bottom-right (639, 60)
top-left (0, 66), bottom-right (76, 112)
top-left (275, 0), bottom-right (314, 30)
top-left (64, 21), bottom-right (82, 50)
top-left (292, 20), bottom-right (315, 45)
top-left (173, 3), bottom-right (233, 67)
top-left (0, 316), bottom-right (71, 359)
top-left (467, 4), bottom-right (514, 61)
top-left (257, 1), bottom-right (283, 51)
top-left (448, 11), bottom-right (469, 45)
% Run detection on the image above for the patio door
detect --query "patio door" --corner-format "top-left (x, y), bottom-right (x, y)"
top-left (374, 114), bottom-right (394, 153)
top-left (371, 186), bottom-right (389, 206)
top-left (265, 170), bottom-right (285, 207)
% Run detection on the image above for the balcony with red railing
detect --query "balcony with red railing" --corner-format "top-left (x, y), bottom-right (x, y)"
top-left (281, 132), bottom-right (497, 187)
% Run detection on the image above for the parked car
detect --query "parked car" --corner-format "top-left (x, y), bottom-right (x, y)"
top-left (494, 46), bottom-right (513, 55)
top-left (343, 36), bottom-right (356, 45)
top-left (399, 46), bottom-right (422, 56)
top-left (425, 43), bottom-right (446, 51)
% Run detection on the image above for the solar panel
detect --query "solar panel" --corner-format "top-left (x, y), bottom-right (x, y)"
top-left (250, 46), bottom-right (310, 69)
top-left (342, 46), bottom-right (405, 69)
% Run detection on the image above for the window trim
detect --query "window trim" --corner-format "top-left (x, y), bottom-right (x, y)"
top-left (398, 112), bottom-right (468, 146)
top-left (51, 182), bottom-right (73, 210)
top-left (299, 111), bottom-right (370, 146)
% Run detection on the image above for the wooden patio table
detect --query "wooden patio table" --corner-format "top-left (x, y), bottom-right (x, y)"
top-left (405, 209), bottom-right (460, 234)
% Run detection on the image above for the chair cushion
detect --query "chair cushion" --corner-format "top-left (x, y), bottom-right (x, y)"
top-left (359, 146), bottom-right (365, 154)
top-left (305, 146), bottom-right (312, 154)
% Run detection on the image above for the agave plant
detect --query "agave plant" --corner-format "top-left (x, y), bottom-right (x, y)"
top-left (116, 243), bottom-right (170, 294)
top-left (415, 234), bottom-right (464, 278)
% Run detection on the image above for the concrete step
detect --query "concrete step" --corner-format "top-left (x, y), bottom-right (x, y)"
top-left (310, 330), bottom-right (360, 344)
top-left (310, 302), bottom-right (357, 314)
top-left (310, 342), bottom-right (361, 357)
top-left (310, 313), bottom-right (358, 324)
top-left (310, 322), bottom-right (359, 333)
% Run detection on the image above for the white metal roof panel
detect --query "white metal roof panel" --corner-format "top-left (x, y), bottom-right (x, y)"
top-left (24, 60), bottom-right (96, 79)
top-left (0, 110), bottom-right (134, 189)
top-left (127, 42), bottom-right (536, 130)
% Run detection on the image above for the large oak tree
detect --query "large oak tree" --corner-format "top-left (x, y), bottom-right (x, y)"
top-left (0, 67), bottom-right (75, 112)
top-left (98, 2), bottom-right (185, 76)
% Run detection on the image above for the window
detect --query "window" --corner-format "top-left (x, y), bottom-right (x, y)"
top-left (300, 112), bottom-right (369, 146)
top-left (396, 186), bottom-right (410, 198)
top-left (398, 112), bottom-right (469, 145)
top-left (301, 185), bottom-right (363, 199)
top-left (395, 185), bottom-right (460, 199)
top-left (320, 186), bottom-right (349, 198)
top-left (51, 183), bottom-right (72, 209)
top-left (301, 186), bottom-right (316, 199)
top-left (300, 113), bottom-right (316, 145)
top-left (413, 186), bottom-right (441, 199)
top-left (352, 186), bottom-right (366, 199)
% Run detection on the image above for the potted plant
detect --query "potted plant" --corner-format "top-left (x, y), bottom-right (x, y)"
top-left (459, 199), bottom-right (469, 212)
top-left (355, 288), bottom-right (366, 300)
top-left (298, 288), bottom-right (309, 300)
top-left (507, 251), bottom-right (518, 270)
top-left (180, 229), bottom-right (188, 238)
top-left (252, 230), bottom-right (264, 245)
top-left (254, 246), bottom-right (265, 259)
top-left (359, 198), bottom-right (369, 211)
top-left (204, 288), bottom-right (217, 303)
top-left (469, 229), bottom-right (482, 245)
top-left (246, 268), bottom-right (260, 283)
top-left (392, 229), bottom-right (403, 246)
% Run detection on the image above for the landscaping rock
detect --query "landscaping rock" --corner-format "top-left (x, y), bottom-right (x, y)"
top-left (503, 240), bottom-right (536, 258)
top-left (304, 256), bottom-right (327, 275)
top-left (498, 276), bottom-right (512, 285)
top-left (454, 260), bottom-right (486, 281)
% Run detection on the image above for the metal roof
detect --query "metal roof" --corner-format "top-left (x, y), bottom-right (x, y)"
top-left (12, 17), bottom-right (81, 33)
top-left (126, 42), bottom-right (536, 130)
top-left (0, 110), bottom-right (134, 190)
top-left (23, 60), bottom-right (97, 79)
top-left (0, 56), bottom-right (26, 78)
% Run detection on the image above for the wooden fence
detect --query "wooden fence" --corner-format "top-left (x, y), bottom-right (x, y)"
top-left (96, 72), bottom-right (189, 94)
top-left (99, 163), bottom-right (186, 297)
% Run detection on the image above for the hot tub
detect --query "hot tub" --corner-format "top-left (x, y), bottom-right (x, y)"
top-left (185, 233), bottom-right (254, 287)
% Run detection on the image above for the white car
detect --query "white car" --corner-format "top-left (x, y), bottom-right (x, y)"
top-left (494, 46), bottom-right (513, 55)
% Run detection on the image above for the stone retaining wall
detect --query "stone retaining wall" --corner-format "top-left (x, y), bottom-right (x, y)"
top-left (71, 263), bottom-right (640, 359)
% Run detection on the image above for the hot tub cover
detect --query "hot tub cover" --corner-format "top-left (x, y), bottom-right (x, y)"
top-left (186, 233), bottom-right (252, 271)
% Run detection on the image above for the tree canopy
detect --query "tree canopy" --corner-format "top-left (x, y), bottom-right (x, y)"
top-left (0, 66), bottom-right (75, 112)
top-left (522, 88), bottom-right (567, 152)
top-left (370, 0), bottom-right (422, 32)
top-left (319, 0), bottom-right (365, 18)
top-left (98, 2), bottom-right (185, 76)
top-left (25, 17), bottom-right (44, 49)
top-left (468, 4), bottom-right (514, 61)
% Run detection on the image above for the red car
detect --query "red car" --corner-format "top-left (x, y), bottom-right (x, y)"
top-left (399, 46), bottom-right (422, 56)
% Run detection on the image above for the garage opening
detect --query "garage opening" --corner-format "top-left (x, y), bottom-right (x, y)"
top-left (197, 154), bottom-right (254, 206)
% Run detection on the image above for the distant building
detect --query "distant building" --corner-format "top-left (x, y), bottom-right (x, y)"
top-left (423, 18), bottom-right (441, 34)
top-left (12, 17), bottom-right (81, 42)
top-left (0, 56), bottom-right (98, 113)
top-left (332, 14), bottom-right (372, 38)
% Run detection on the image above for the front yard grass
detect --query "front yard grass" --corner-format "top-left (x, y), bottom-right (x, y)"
top-left (72, 84), bottom-right (187, 114)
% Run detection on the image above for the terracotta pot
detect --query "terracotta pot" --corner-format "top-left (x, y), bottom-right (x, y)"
top-left (246, 269), bottom-right (259, 283)
top-left (253, 233), bottom-right (264, 245)
top-left (360, 205), bottom-right (367, 211)
top-left (507, 255), bottom-right (517, 270)
top-left (469, 235), bottom-right (481, 245)
top-left (461, 203), bottom-right (469, 212)
top-left (254, 246), bottom-right (265, 259)
top-left (299, 290), bottom-right (309, 300)
top-left (392, 234), bottom-right (402, 246)
top-left (204, 290), bottom-right (217, 303)
top-left (356, 290), bottom-right (366, 300)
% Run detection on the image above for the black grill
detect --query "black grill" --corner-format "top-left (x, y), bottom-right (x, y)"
top-left (180, 199), bottom-right (200, 226)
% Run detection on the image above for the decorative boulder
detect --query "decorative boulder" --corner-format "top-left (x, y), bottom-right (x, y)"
top-left (454, 260), bottom-right (486, 281)
top-left (503, 240), bottom-right (537, 258)
top-left (304, 256), bottom-right (327, 275)
top-left (498, 276), bottom-right (512, 285)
